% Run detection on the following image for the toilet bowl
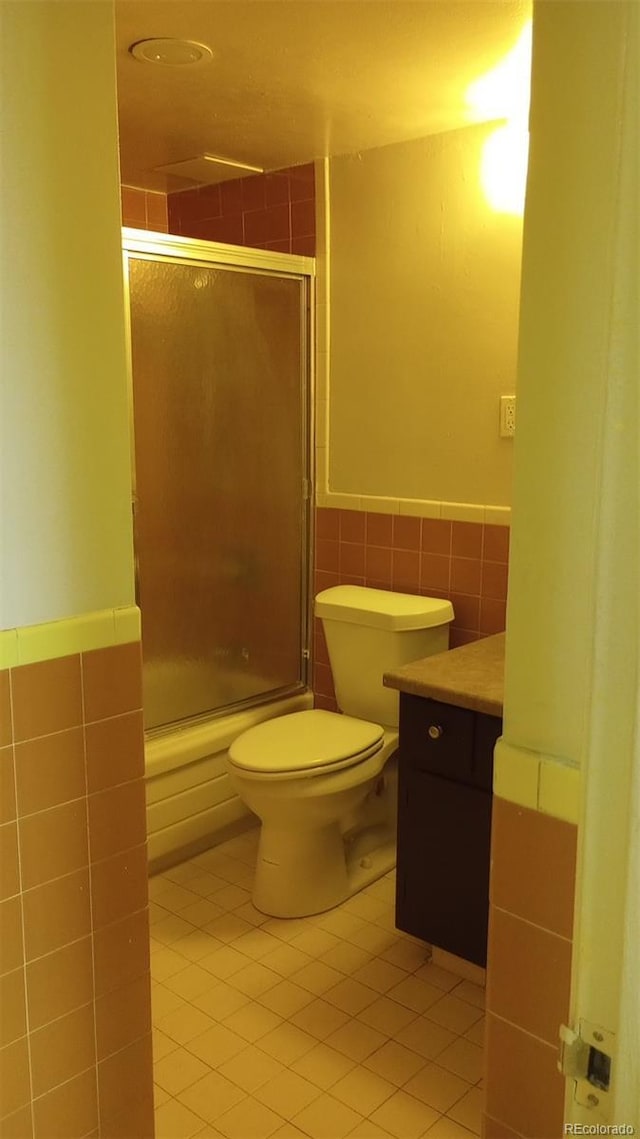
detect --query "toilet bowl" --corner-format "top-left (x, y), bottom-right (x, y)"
top-left (227, 585), bottom-right (454, 917)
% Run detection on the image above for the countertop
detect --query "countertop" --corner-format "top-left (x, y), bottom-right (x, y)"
top-left (383, 632), bottom-right (505, 717)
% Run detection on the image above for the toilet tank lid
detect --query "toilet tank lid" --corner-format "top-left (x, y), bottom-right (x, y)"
top-left (315, 586), bottom-right (454, 631)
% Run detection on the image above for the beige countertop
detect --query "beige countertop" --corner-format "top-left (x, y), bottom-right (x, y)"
top-left (383, 632), bottom-right (505, 717)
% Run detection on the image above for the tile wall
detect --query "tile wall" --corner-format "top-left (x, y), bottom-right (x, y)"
top-left (313, 508), bottom-right (509, 709)
top-left (482, 799), bottom-right (577, 1138)
top-left (0, 642), bottom-right (153, 1139)
top-left (166, 163), bottom-right (316, 255)
top-left (121, 186), bottom-right (169, 233)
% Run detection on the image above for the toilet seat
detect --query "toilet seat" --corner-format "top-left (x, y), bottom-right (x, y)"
top-left (228, 709), bottom-right (384, 778)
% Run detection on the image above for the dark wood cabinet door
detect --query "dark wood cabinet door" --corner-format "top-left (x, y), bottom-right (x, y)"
top-left (396, 768), bottom-right (493, 966)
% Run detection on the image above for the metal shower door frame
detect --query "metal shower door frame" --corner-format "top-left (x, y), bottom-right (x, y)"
top-left (121, 227), bottom-right (315, 727)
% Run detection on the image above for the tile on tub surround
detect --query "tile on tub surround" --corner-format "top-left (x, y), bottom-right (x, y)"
top-left (0, 618), bottom-right (152, 1138)
top-left (312, 506), bottom-right (510, 705)
top-left (167, 162), bottom-right (316, 254)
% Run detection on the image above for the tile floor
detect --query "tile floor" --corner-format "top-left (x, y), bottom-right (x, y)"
top-left (150, 828), bottom-right (486, 1139)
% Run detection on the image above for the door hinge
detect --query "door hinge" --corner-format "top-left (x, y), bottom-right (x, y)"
top-left (559, 1020), bottom-right (615, 1114)
top-left (302, 478), bottom-right (312, 501)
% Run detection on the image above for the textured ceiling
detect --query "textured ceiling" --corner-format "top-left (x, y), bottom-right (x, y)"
top-left (115, 0), bottom-right (531, 192)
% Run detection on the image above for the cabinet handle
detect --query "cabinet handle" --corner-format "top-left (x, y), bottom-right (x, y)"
top-left (428, 724), bottom-right (444, 740)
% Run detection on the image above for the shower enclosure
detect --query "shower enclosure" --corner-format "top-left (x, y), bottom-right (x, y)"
top-left (123, 232), bottom-right (313, 734)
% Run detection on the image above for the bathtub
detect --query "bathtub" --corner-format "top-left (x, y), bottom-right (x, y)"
top-left (145, 690), bottom-right (313, 872)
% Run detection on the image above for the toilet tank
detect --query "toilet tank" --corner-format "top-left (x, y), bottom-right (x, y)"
top-left (315, 586), bottom-right (454, 727)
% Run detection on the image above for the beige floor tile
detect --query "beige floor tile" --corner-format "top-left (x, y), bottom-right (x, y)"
top-left (174, 931), bottom-right (225, 963)
top-left (153, 984), bottom-right (188, 1023)
top-left (314, 910), bottom-right (368, 939)
top-left (290, 1043), bottom-right (357, 1090)
top-left (254, 1070), bottom-right (322, 1117)
top-left (155, 1096), bottom-right (208, 1139)
top-left (319, 942), bottom-right (372, 976)
top-left (217, 1044), bottom-right (284, 1093)
top-left (325, 1019), bottom-right (387, 1062)
top-left (424, 1119), bottom-right (477, 1138)
top-left (204, 914), bottom-right (254, 943)
top-left (290, 997), bottom-right (351, 1040)
top-left (324, 978), bottom-right (379, 1016)
top-left (258, 979), bottom-right (315, 1017)
top-left (192, 982), bottom-right (250, 1021)
top-left (154, 1047), bottom-right (212, 1095)
top-left (193, 1129), bottom-right (227, 1139)
top-left (342, 894), bottom-right (389, 925)
top-left (200, 945), bottom-right (252, 981)
top-left (150, 902), bottom-right (172, 925)
top-left (152, 946), bottom-right (191, 982)
top-left (357, 996), bottom-right (419, 1035)
top-left (235, 902), bottom-right (270, 927)
top-left (212, 885), bottom-right (252, 911)
top-left (386, 976), bottom-right (442, 1014)
top-left (155, 1083), bottom-right (173, 1107)
top-left (222, 1002), bottom-right (283, 1042)
top-left (463, 1017), bottom-right (485, 1047)
top-left (260, 917), bottom-right (310, 943)
top-left (233, 928), bottom-right (285, 960)
top-left (215, 1095), bottom-right (284, 1139)
top-left (331, 1065), bottom-right (396, 1115)
top-left (232, 962), bottom-right (282, 998)
top-left (160, 1003), bottom-right (217, 1045)
top-left (150, 881), bottom-right (201, 913)
top-left (435, 1040), bottom-right (484, 1084)
top-left (363, 1040), bottom-right (426, 1087)
top-left (163, 863), bottom-right (203, 885)
top-left (378, 940), bottom-right (430, 972)
top-left (258, 1022), bottom-right (318, 1065)
top-left (260, 943), bottom-right (312, 978)
top-left (154, 1028), bottom-right (180, 1061)
top-left (392, 1017), bottom-right (457, 1061)
top-left (165, 964), bottom-right (220, 1001)
top-left (451, 982), bottom-right (485, 1010)
top-left (292, 1092), bottom-right (363, 1139)
top-left (424, 996), bottom-right (483, 1036)
top-left (402, 1062), bottom-right (471, 1114)
top-left (413, 963), bottom-right (461, 993)
top-left (155, 915), bottom-right (198, 946)
top-left (348, 1122), bottom-right (396, 1138)
top-left (186, 1023), bottom-right (247, 1067)
top-left (346, 924), bottom-right (398, 956)
top-left (350, 958), bottom-right (407, 994)
top-left (270, 1125), bottom-right (310, 1139)
top-left (182, 873), bottom-right (228, 898)
top-left (369, 1090), bottom-right (438, 1139)
top-left (177, 1071), bottom-right (245, 1123)
top-left (290, 927), bottom-right (341, 957)
top-left (446, 1087), bottom-right (483, 1135)
top-left (290, 960), bottom-right (344, 995)
top-left (180, 899), bottom-right (224, 929)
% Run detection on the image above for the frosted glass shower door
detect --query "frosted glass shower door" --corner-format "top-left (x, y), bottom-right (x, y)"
top-left (127, 254), bottom-right (309, 730)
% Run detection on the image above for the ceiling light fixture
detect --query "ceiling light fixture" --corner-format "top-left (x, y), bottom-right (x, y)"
top-left (129, 38), bottom-right (213, 67)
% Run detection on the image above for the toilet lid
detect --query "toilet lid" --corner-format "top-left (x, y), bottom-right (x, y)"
top-left (228, 709), bottom-right (384, 775)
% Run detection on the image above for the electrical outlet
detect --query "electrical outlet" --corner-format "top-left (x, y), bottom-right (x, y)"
top-left (500, 395), bottom-right (516, 437)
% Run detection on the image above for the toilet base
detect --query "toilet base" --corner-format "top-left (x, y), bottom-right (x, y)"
top-left (252, 820), bottom-right (396, 918)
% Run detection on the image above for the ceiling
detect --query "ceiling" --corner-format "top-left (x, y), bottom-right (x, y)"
top-left (115, 0), bottom-right (531, 193)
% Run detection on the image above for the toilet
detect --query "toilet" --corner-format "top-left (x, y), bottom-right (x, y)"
top-left (227, 585), bottom-right (454, 917)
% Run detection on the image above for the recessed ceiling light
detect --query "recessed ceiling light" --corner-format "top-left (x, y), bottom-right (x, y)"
top-left (129, 38), bottom-right (213, 66)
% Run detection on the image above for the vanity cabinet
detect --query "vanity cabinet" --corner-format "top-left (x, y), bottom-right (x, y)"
top-left (395, 692), bottom-right (502, 966)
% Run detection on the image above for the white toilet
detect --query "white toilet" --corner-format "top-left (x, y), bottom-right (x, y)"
top-left (227, 585), bottom-right (454, 917)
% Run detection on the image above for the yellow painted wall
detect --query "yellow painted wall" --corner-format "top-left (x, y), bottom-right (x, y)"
top-left (0, 1), bottom-right (135, 629)
top-left (503, 0), bottom-right (631, 765)
top-left (327, 124), bottom-right (523, 506)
